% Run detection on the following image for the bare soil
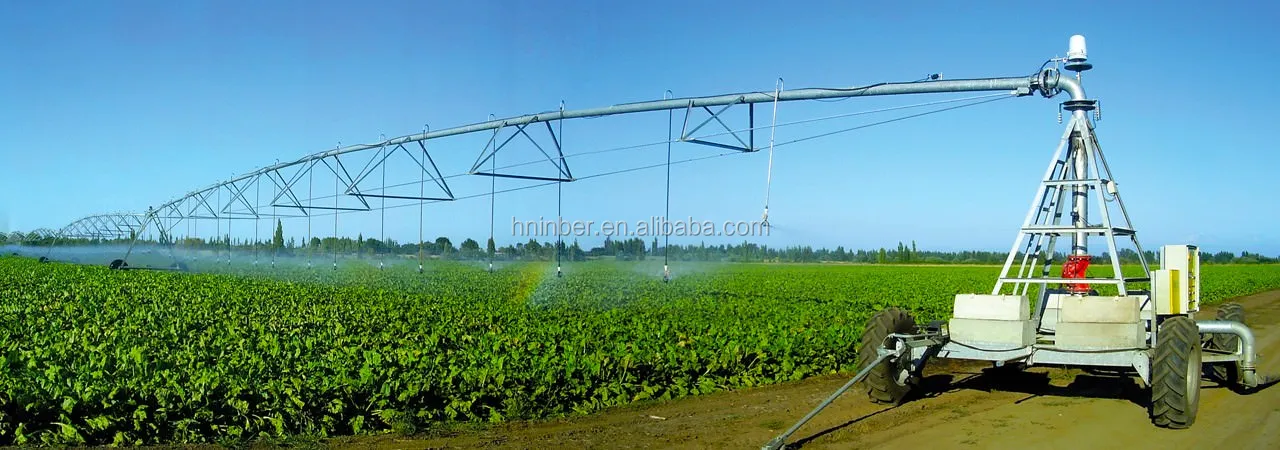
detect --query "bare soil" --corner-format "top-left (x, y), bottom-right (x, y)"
top-left (329, 291), bottom-right (1280, 450)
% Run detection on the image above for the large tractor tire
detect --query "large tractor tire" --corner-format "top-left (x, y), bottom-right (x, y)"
top-left (1150, 316), bottom-right (1202, 429)
top-left (857, 307), bottom-right (917, 404)
top-left (1207, 303), bottom-right (1246, 384)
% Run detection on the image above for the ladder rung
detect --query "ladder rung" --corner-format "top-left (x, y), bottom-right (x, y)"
top-left (1042, 179), bottom-right (1103, 186)
top-left (999, 277), bottom-right (1123, 284)
top-left (999, 277), bottom-right (1149, 285)
top-left (1021, 226), bottom-right (1135, 236)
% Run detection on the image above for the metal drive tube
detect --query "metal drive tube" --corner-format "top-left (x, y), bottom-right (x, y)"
top-left (1071, 129), bottom-right (1089, 255)
top-left (145, 73), bottom-right (1086, 215)
top-left (1197, 320), bottom-right (1268, 387)
top-left (762, 351), bottom-right (892, 450)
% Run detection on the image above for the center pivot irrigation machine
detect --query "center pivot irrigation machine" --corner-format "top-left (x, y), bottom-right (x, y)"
top-left (42, 35), bottom-right (1273, 446)
top-left (763, 36), bottom-right (1276, 449)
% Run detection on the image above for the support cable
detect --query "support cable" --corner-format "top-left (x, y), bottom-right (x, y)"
top-left (768, 95), bottom-right (1010, 148)
top-left (95, 88), bottom-right (1015, 265)
top-left (280, 93), bottom-right (1014, 206)
top-left (450, 93), bottom-right (1013, 180)
top-left (262, 95), bottom-right (1009, 221)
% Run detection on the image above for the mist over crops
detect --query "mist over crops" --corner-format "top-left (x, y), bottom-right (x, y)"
top-left (3, 251), bottom-right (1278, 445)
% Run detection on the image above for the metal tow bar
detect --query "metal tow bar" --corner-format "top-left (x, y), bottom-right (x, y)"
top-left (760, 348), bottom-right (894, 450)
top-left (762, 331), bottom-right (943, 450)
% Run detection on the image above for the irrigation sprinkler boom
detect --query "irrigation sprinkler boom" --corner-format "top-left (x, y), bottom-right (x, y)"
top-left (56, 72), bottom-right (1085, 244)
top-left (149, 72), bottom-right (1084, 213)
top-left (47, 46), bottom-right (1089, 268)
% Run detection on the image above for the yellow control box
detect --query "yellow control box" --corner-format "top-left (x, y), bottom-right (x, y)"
top-left (1159, 245), bottom-right (1200, 314)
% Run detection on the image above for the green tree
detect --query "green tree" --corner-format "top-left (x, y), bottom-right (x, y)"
top-left (272, 219), bottom-right (285, 251)
top-left (435, 237), bottom-right (454, 254)
top-left (486, 237), bottom-right (496, 257)
top-left (460, 238), bottom-right (481, 258)
top-left (525, 239), bottom-right (543, 259)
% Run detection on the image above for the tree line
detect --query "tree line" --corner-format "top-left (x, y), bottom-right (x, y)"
top-left (4, 223), bottom-right (1277, 264)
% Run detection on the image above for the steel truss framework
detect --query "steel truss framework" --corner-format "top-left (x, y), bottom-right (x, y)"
top-left (994, 107), bottom-right (1151, 299)
top-left (50, 213), bottom-right (146, 241)
top-left (48, 68), bottom-right (1093, 270)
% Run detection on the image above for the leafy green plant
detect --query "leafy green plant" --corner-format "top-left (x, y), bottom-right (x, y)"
top-left (1, 256), bottom-right (1277, 445)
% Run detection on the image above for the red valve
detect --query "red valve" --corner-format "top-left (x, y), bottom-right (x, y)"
top-left (1061, 255), bottom-right (1092, 294)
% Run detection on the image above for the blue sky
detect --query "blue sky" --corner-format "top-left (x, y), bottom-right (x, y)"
top-left (1, 1), bottom-right (1277, 254)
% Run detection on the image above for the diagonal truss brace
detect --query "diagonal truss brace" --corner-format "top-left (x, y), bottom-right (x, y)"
top-left (469, 118), bottom-right (574, 182)
top-left (342, 141), bottom-right (457, 201)
top-left (266, 162), bottom-right (315, 215)
top-left (679, 99), bottom-right (759, 153)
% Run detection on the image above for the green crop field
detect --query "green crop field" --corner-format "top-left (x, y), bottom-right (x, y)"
top-left (2, 255), bottom-right (1279, 445)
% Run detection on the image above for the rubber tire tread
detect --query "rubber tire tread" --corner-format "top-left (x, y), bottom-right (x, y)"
top-left (1207, 303), bottom-right (1245, 383)
top-left (857, 307), bottom-right (916, 404)
top-left (1150, 316), bottom-right (1202, 429)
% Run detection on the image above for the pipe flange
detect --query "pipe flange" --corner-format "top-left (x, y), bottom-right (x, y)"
top-left (1037, 68), bottom-right (1062, 98)
top-left (1062, 99), bottom-right (1098, 112)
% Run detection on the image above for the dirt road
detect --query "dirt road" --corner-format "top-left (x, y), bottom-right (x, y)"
top-left (337, 291), bottom-right (1280, 449)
